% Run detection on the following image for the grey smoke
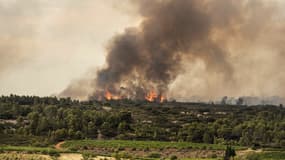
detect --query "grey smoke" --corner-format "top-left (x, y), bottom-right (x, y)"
top-left (93, 0), bottom-right (235, 99)
top-left (61, 0), bottom-right (285, 101)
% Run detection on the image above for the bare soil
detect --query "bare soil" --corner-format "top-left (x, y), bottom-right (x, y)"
top-left (58, 153), bottom-right (83, 160)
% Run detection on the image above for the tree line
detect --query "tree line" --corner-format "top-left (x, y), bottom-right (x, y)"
top-left (0, 95), bottom-right (284, 148)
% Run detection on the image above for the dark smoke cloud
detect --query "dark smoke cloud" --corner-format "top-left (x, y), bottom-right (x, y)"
top-left (62, 0), bottom-right (285, 100)
top-left (92, 0), bottom-right (238, 99)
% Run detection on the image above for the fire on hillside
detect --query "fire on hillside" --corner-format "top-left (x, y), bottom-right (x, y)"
top-left (102, 90), bottom-right (166, 103)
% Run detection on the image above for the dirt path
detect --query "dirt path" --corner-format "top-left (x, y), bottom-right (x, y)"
top-left (55, 141), bottom-right (65, 150)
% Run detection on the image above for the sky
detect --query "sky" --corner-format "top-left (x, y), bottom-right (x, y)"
top-left (0, 0), bottom-right (139, 96)
top-left (1, 0), bottom-right (285, 101)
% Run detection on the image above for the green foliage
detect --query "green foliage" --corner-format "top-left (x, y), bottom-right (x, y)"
top-left (224, 146), bottom-right (236, 160)
top-left (0, 153), bottom-right (51, 160)
top-left (0, 146), bottom-right (60, 156)
top-left (62, 140), bottom-right (242, 151)
top-left (0, 94), bottom-right (285, 149)
top-left (82, 151), bottom-right (93, 160)
top-left (203, 132), bottom-right (214, 144)
top-left (245, 152), bottom-right (285, 160)
top-left (170, 155), bottom-right (178, 160)
top-left (246, 153), bottom-right (261, 160)
top-left (211, 153), bottom-right (218, 158)
top-left (148, 152), bottom-right (161, 158)
top-left (112, 151), bottom-right (132, 160)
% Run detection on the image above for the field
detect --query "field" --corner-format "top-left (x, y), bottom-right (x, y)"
top-left (0, 142), bottom-right (284, 160)
top-left (0, 134), bottom-right (47, 146)
top-left (60, 140), bottom-right (248, 159)
top-left (135, 159), bottom-right (219, 160)
top-left (240, 151), bottom-right (285, 160)
top-left (0, 153), bottom-right (52, 160)
top-left (0, 146), bottom-right (60, 157)
top-left (60, 140), bottom-right (284, 159)
top-left (62, 140), bottom-right (245, 151)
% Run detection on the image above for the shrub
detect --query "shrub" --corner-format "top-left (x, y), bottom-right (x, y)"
top-left (117, 146), bottom-right (125, 151)
top-left (27, 150), bottom-right (34, 154)
top-left (186, 146), bottom-right (193, 149)
top-left (33, 142), bottom-right (48, 147)
top-left (112, 151), bottom-right (132, 160)
top-left (144, 147), bottom-right (150, 152)
top-left (224, 146), bottom-right (236, 160)
top-left (148, 152), bottom-right (161, 158)
top-left (118, 151), bottom-right (132, 158)
top-left (48, 150), bottom-right (60, 157)
top-left (70, 147), bottom-right (78, 152)
top-left (170, 155), bottom-right (178, 160)
top-left (41, 150), bottom-right (48, 155)
top-left (82, 152), bottom-right (92, 160)
top-left (246, 153), bottom-right (261, 160)
top-left (211, 153), bottom-right (218, 158)
top-left (112, 152), bottom-right (120, 160)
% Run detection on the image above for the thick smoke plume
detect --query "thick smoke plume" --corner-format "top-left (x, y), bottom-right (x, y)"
top-left (62, 0), bottom-right (285, 101)
top-left (93, 0), bottom-right (234, 100)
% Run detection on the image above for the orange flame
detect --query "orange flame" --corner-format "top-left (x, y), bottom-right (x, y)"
top-left (112, 95), bottom-right (121, 100)
top-left (105, 90), bottom-right (112, 100)
top-left (145, 90), bottom-right (157, 102)
top-left (104, 90), bottom-right (121, 100)
top-left (160, 95), bottom-right (165, 103)
top-left (145, 90), bottom-right (166, 103)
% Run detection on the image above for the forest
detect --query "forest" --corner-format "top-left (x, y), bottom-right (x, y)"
top-left (0, 94), bottom-right (284, 149)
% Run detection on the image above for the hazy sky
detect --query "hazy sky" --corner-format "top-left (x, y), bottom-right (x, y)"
top-left (0, 0), bottom-right (139, 96)
top-left (1, 0), bottom-right (285, 101)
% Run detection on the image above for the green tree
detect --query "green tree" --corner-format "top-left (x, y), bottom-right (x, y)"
top-left (224, 146), bottom-right (236, 160)
top-left (54, 129), bottom-right (67, 141)
top-left (203, 132), bottom-right (213, 144)
top-left (27, 112), bottom-right (40, 135)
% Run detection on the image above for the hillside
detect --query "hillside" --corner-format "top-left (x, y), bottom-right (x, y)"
top-left (0, 95), bottom-right (284, 149)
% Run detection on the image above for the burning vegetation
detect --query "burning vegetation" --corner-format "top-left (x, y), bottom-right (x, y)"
top-left (103, 89), bottom-right (166, 102)
top-left (104, 90), bottom-right (121, 101)
top-left (145, 91), bottom-right (165, 103)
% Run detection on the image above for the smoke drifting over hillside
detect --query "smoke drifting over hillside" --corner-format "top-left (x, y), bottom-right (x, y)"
top-left (61, 0), bottom-right (285, 101)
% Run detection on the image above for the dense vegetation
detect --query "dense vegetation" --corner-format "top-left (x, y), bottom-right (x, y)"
top-left (244, 151), bottom-right (285, 160)
top-left (62, 140), bottom-right (244, 151)
top-left (0, 95), bottom-right (284, 149)
top-left (0, 146), bottom-right (60, 156)
top-left (0, 153), bottom-right (51, 160)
